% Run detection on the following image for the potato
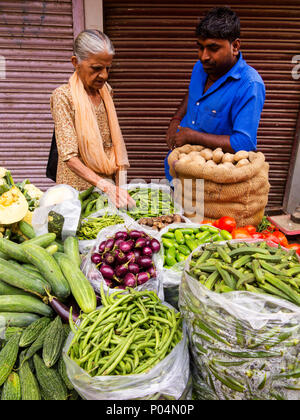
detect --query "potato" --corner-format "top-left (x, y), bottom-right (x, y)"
top-left (222, 162), bottom-right (235, 169)
top-left (234, 150), bottom-right (249, 162)
top-left (200, 148), bottom-right (213, 161)
top-left (236, 158), bottom-right (250, 167)
top-left (189, 151), bottom-right (202, 160)
top-left (248, 151), bottom-right (257, 162)
top-left (193, 156), bottom-right (206, 166)
top-left (222, 153), bottom-right (235, 163)
top-left (212, 148), bottom-right (224, 164)
top-left (179, 153), bottom-right (187, 159)
top-left (205, 160), bottom-right (217, 167)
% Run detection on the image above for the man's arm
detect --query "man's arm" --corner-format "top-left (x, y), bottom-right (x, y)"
top-left (166, 92), bottom-right (189, 149)
top-left (174, 81), bottom-right (265, 153)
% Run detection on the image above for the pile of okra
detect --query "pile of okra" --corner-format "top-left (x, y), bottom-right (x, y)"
top-left (68, 286), bottom-right (183, 376)
top-left (188, 241), bottom-right (300, 306)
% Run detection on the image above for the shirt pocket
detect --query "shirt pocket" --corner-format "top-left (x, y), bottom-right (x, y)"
top-left (195, 108), bottom-right (228, 135)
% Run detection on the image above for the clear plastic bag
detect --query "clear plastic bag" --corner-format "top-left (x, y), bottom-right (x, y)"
top-left (81, 220), bottom-right (165, 300)
top-left (32, 185), bottom-right (81, 241)
top-left (179, 240), bottom-right (300, 400)
top-left (62, 304), bottom-right (190, 400)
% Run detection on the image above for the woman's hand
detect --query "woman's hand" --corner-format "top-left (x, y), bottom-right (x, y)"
top-left (166, 119), bottom-right (181, 150)
top-left (97, 179), bottom-right (136, 209)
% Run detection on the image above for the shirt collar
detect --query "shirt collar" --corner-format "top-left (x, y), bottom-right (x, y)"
top-left (227, 52), bottom-right (245, 80)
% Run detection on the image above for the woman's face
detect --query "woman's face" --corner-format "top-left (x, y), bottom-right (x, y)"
top-left (72, 50), bottom-right (114, 93)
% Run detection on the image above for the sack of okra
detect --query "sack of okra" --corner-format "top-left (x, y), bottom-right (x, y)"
top-left (179, 239), bottom-right (300, 400)
top-left (63, 287), bottom-right (191, 400)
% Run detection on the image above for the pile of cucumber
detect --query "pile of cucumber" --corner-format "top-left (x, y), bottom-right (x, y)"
top-left (0, 317), bottom-right (80, 400)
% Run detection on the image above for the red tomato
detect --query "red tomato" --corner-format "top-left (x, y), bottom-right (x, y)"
top-left (286, 244), bottom-right (300, 256)
top-left (271, 231), bottom-right (289, 248)
top-left (218, 217), bottom-right (237, 233)
top-left (231, 228), bottom-right (252, 240)
top-left (213, 219), bottom-right (220, 228)
top-left (244, 225), bottom-right (257, 235)
top-left (251, 233), bottom-right (265, 240)
top-left (201, 219), bottom-right (213, 226)
top-left (263, 232), bottom-right (280, 245)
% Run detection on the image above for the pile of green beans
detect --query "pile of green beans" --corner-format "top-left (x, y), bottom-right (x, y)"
top-left (188, 241), bottom-right (300, 306)
top-left (68, 286), bottom-right (182, 376)
top-left (79, 187), bottom-right (109, 218)
top-left (126, 189), bottom-right (177, 221)
top-left (77, 214), bottom-right (124, 240)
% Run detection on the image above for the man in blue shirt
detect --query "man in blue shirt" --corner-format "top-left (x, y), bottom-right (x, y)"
top-left (165, 6), bottom-right (266, 182)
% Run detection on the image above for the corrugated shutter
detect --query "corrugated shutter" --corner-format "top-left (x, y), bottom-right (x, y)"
top-left (104, 0), bottom-right (300, 209)
top-left (0, 0), bottom-right (75, 190)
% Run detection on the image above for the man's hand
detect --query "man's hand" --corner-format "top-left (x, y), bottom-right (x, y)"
top-left (166, 119), bottom-right (181, 149)
top-left (174, 127), bottom-right (195, 148)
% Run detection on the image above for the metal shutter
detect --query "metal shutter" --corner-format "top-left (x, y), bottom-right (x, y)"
top-left (104, 0), bottom-right (300, 209)
top-left (0, 0), bottom-right (75, 190)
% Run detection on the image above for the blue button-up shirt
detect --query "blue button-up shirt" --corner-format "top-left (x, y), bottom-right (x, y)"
top-left (180, 52), bottom-right (266, 151)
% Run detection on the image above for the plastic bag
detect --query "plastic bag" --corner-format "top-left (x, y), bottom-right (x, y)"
top-left (32, 185), bottom-right (81, 241)
top-left (81, 220), bottom-right (165, 301)
top-left (179, 240), bottom-right (300, 400)
top-left (121, 182), bottom-right (184, 221)
top-left (158, 222), bottom-right (203, 309)
top-left (78, 208), bottom-right (133, 255)
top-left (62, 303), bottom-right (190, 400)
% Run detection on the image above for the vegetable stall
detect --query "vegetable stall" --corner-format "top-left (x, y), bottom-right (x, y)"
top-left (0, 166), bottom-right (299, 400)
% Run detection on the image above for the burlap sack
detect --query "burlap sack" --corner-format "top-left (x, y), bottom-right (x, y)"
top-left (168, 145), bottom-right (270, 227)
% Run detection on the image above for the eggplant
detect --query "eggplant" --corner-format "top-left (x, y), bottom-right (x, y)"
top-left (150, 238), bottom-right (161, 253)
top-left (115, 264), bottom-right (129, 278)
top-left (128, 262), bottom-right (140, 275)
top-left (49, 297), bottom-right (79, 323)
top-left (135, 237), bottom-right (147, 249)
top-left (128, 230), bottom-right (143, 240)
top-left (123, 273), bottom-right (137, 287)
top-left (115, 231), bottom-right (129, 240)
top-left (115, 249), bottom-right (127, 264)
top-left (91, 253), bottom-right (102, 265)
top-left (142, 246), bottom-right (153, 257)
top-left (100, 264), bottom-right (114, 279)
top-left (138, 256), bottom-right (153, 268)
top-left (137, 272), bottom-right (151, 285)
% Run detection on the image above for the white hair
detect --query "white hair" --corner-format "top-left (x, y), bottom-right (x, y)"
top-left (74, 30), bottom-right (115, 62)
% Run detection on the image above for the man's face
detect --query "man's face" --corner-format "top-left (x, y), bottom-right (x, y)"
top-left (197, 37), bottom-right (240, 80)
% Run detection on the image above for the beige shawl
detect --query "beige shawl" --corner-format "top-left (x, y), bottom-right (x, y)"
top-left (69, 72), bottom-right (129, 176)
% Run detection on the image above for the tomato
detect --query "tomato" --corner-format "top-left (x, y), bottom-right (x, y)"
top-left (218, 217), bottom-right (237, 233)
top-left (271, 231), bottom-right (289, 248)
top-left (231, 228), bottom-right (252, 240)
top-left (263, 232), bottom-right (281, 245)
top-left (251, 233), bottom-right (265, 240)
top-left (244, 225), bottom-right (257, 235)
top-left (201, 219), bottom-right (213, 226)
top-left (213, 219), bottom-right (220, 228)
top-left (286, 244), bottom-right (300, 256)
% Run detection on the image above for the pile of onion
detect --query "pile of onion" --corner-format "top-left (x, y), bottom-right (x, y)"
top-left (91, 230), bottom-right (161, 289)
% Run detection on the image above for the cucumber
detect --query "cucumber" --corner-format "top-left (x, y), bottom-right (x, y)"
top-left (33, 354), bottom-right (68, 401)
top-left (22, 244), bottom-right (70, 300)
top-left (19, 317), bottom-right (51, 348)
top-left (0, 312), bottom-right (40, 328)
top-left (0, 333), bottom-right (21, 386)
top-left (1, 372), bottom-right (21, 400)
top-left (18, 221), bottom-right (36, 240)
top-left (0, 295), bottom-right (53, 317)
top-left (54, 252), bottom-right (96, 313)
top-left (0, 279), bottom-right (30, 297)
top-left (0, 238), bottom-right (29, 263)
top-left (19, 359), bottom-right (41, 400)
top-left (42, 316), bottom-right (65, 368)
top-left (7, 259), bottom-right (50, 287)
top-left (64, 236), bottom-right (81, 268)
top-left (45, 244), bottom-right (58, 255)
top-left (20, 233), bottom-right (56, 248)
top-left (0, 259), bottom-right (49, 297)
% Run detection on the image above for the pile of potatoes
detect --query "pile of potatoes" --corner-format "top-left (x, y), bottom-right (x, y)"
top-left (178, 147), bottom-right (252, 169)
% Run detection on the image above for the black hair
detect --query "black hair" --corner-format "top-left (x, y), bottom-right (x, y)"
top-left (196, 6), bottom-right (240, 43)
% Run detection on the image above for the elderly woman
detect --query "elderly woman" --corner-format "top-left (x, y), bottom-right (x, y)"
top-left (50, 30), bottom-right (135, 209)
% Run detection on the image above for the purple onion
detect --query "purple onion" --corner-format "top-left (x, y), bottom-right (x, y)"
top-left (115, 231), bottom-right (129, 240)
top-left (115, 249), bottom-right (127, 264)
top-left (129, 230), bottom-right (143, 240)
top-left (142, 246), bottom-right (153, 257)
top-left (137, 272), bottom-right (151, 285)
top-left (138, 256), bottom-right (153, 268)
top-left (150, 238), bottom-right (161, 253)
top-left (98, 241), bottom-right (107, 253)
top-left (115, 264), bottom-right (129, 278)
top-left (148, 266), bottom-right (157, 279)
top-left (104, 252), bottom-right (115, 266)
top-left (128, 262), bottom-right (140, 275)
top-left (123, 273), bottom-right (137, 288)
top-left (100, 264), bottom-right (114, 280)
top-left (119, 241), bottom-right (133, 254)
top-left (126, 251), bottom-right (136, 263)
top-left (91, 253), bottom-right (102, 265)
top-left (135, 237), bottom-right (147, 249)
